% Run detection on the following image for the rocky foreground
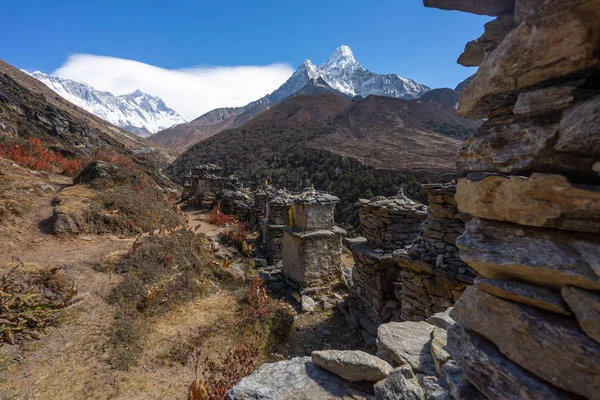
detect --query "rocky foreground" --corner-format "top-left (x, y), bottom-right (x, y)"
top-left (227, 309), bottom-right (465, 399)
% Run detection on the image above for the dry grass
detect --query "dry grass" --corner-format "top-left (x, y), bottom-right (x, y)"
top-left (0, 258), bottom-right (76, 345)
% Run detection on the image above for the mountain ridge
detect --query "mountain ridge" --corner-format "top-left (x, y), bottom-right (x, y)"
top-left (149, 45), bottom-right (431, 151)
top-left (26, 71), bottom-right (186, 137)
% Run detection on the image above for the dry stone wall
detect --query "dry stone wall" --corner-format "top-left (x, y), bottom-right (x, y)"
top-left (425, 0), bottom-right (600, 398)
top-left (357, 192), bottom-right (427, 250)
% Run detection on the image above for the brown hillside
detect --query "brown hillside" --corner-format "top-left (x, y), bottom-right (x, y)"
top-left (0, 59), bottom-right (176, 170)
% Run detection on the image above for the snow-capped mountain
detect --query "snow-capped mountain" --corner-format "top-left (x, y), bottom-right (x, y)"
top-left (295, 45), bottom-right (430, 99)
top-left (25, 71), bottom-right (186, 137)
top-left (149, 45), bottom-right (431, 150)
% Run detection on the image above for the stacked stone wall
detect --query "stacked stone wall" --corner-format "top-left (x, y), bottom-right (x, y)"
top-left (358, 193), bottom-right (427, 249)
top-left (425, 0), bottom-right (600, 398)
top-left (344, 192), bottom-right (428, 343)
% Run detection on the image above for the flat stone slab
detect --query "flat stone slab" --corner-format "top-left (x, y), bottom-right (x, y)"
top-left (451, 287), bottom-right (600, 399)
top-left (457, 218), bottom-right (600, 290)
top-left (376, 321), bottom-right (436, 375)
top-left (311, 350), bottom-right (392, 382)
top-left (562, 286), bottom-right (600, 344)
top-left (475, 276), bottom-right (571, 315)
top-left (447, 324), bottom-right (576, 400)
top-left (226, 357), bottom-right (374, 400)
top-left (456, 173), bottom-right (600, 234)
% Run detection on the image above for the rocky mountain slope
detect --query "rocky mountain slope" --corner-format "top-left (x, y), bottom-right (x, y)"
top-left (149, 45), bottom-right (431, 151)
top-left (0, 59), bottom-right (176, 174)
top-left (26, 71), bottom-right (186, 137)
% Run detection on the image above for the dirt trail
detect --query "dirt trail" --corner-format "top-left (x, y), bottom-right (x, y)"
top-left (0, 167), bottom-right (363, 399)
top-left (0, 167), bottom-right (237, 399)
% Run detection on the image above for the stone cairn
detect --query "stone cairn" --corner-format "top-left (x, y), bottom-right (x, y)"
top-left (424, 0), bottom-right (600, 398)
top-left (281, 189), bottom-right (346, 288)
top-left (182, 163), bottom-right (223, 208)
top-left (343, 192), bottom-right (428, 343)
top-left (261, 189), bottom-right (295, 265)
top-left (395, 182), bottom-right (476, 321)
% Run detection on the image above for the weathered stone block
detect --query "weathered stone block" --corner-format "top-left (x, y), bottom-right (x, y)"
top-left (311, 350), bottom-right (393, 382)
top-left (556, 95), bottom-right (600, 157)
top-left (451, 287), bottom-right (600, 399)
top-left (456, 173), bottom-right (600, 233)
top-left (282, 227), bottom-right (344, 287)
top-left (423, 0), bottom-right (514, 16)
top-left (458, 1), bottom-right (600, 119)
top-left (475, 276), bottom-right (571, 315)
top-left (457, 218), bottom-right (600, 290)
top-left (458, 14), bottom-right (517, 67)
top-left (447, 324), bottom-right (577, 399)
top-left (374, 365), bottom-right (425, 400)
top-left (376, 321), bottom-right (437, 375)
top-left (513, 85), bottom-right (587, 116)
top-left (562, 286), bottom-right (600, 344)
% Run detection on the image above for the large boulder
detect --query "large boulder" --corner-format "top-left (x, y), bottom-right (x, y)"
top-left (311, 350), bottom-right (393, 382)
top-left (226, 357), bottom-right (374, 400)
top-left (451, 287), bottom-right (600, 398)
top-left (373, 365), bottom-right (425, 400)
top-left (376, 321), bottom-right (436, 375)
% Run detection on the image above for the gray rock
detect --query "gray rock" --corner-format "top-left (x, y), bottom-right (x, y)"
top-left (311, 350), bottom-right (393, 382)
top-left (373, 365), bottom-right (425, 400)
top-left (447, 324), bottom-right (576, 400)
top-left (562, 286), bottom-right (600, 344)
top-left (425, 308), bottom-right (455, 330)
top-left (475, 276), bottom-right (571, 315)
top-left (417, 375), bottom-right (450, 400)
top-left (456, 218), bottom-right (600, 291)
top-left (456, 173), bottom-right (600, 234)
top-left (451, 287), bottom-right (600, 399)
top-left (376, 321), bottom-right (436, 375)
top-left (341, 266), bottom-right (354, 290)
top-left (226, 357), bottom-right (374, 400)
top-left (438, 361), bottom-right (482, 400)
top-left (556, 95), bottom-right (600, 156)
top-left (301, 295), bottom-right (315, 313)
top-left (513, 86), bottom-right (583, 116)
top-left (423, 0), bottom-right (514, 15)
top-left (430, 328), bottom-right (451, 375)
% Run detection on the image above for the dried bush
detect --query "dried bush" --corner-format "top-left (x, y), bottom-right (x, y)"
top-left (107, 231), bottom-right (214, 370)
top-left (0, 258), bottom-right (76, 345)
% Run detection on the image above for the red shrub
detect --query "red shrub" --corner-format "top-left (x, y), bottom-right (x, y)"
top-left (0, 138), bottom-right (84, 176)
top-left (206, 203), bottom-right (233, 226)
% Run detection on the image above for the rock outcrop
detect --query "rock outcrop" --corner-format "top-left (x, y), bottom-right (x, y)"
top-left (427, 0), bottom-right (600, 398)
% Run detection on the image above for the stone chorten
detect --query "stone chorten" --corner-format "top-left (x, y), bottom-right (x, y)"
top-left (282, 189), bottom-right (346, 287)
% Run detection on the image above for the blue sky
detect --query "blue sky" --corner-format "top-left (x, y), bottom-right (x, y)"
top-left (3, 0), bottom-right (490, 118)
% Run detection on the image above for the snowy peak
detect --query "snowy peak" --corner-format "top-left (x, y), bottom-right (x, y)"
top-left (26, 71), bottom-right (186, 137)
top-left (320, 45), bottom-right (361, 72)
top-left (282, 45), bottom-right (430, 99)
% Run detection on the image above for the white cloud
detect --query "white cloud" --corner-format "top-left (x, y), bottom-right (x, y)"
top-left (53, 54), bottom-right (294, 121)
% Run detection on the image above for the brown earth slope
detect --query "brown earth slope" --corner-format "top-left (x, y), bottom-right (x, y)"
top-left (0, 59), bottom-right (177, 172)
